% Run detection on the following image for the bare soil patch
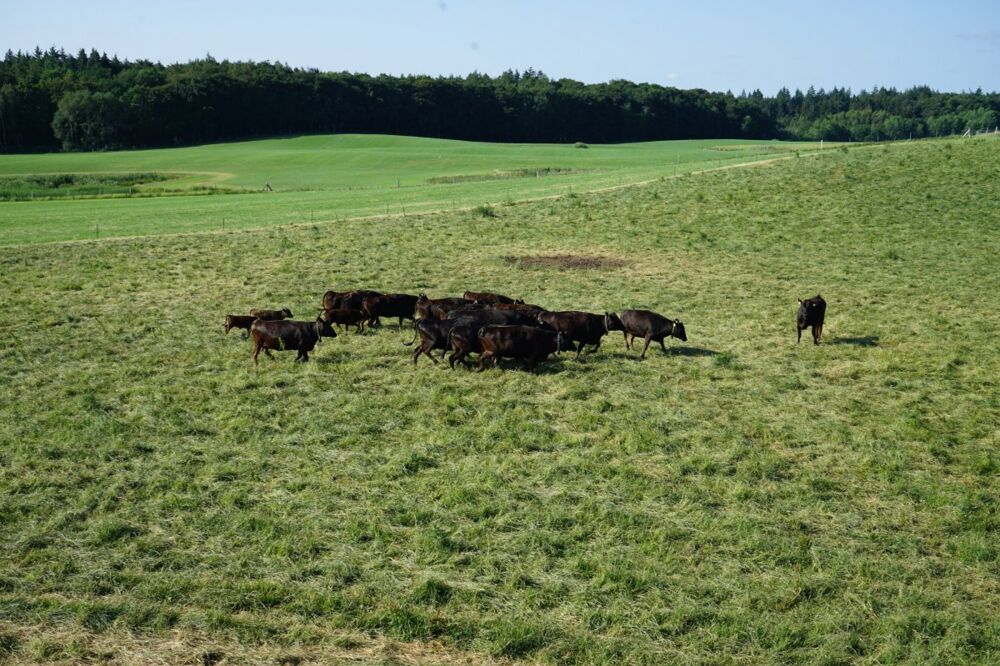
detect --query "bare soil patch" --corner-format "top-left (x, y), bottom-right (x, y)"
top-left (503, 253), bottom-right (628, 270)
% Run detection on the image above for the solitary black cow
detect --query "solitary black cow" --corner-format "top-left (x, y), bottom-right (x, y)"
top-left (320, 307), bottom-right (368, 333)
top-left (362, 293), bottom-right (419, 329)
top-left (250, 317), bottom-right (337, 365)
top-left (536, 310), bottom-right (617, 358)
top-left (796, 295), bottom-right (826, 344)
top-left (618, 309), bottom-right (687, 358)
top-left (249, 307), bottom-right (293, 320)
top-left (463, 290), bottom-right (519, 305)
top-left (224, 314), bottom-right (258, 337)
top-left (477, 325), bottom-right (575, 372)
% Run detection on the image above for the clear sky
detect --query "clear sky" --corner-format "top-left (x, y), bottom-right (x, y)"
top-left (3, 0), bottom-right (998, 94)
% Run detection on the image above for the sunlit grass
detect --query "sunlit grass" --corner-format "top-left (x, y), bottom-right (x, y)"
top-left (0, 137), bottom-right (997, 663)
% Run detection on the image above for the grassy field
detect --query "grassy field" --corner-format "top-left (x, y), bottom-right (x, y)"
top-left (0, 134), bottom-right (823, 246)
top-left (1, 137), bottom-right (999, 664)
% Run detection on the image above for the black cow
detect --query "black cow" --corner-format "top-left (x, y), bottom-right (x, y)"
top-left (224, 314), bottom-right (258, 337)
top-left (618, 309), bottom-right (687, 358)
top-left (477, 325), bottom-right (575, 372)
top-left (463, 290), bottom-right (519, 305)
top-left (415, 294), bottom-right (474, 320)
top-left (250, 317), bottom-right (337, 365)
top-left (536, 310), bottom-right (615, 358)
top-left (321, 307), bottom-right (368, 333)
top-left (445, 310), bottom-right (542, 368)
top-left (407, 318), bottom-right (460, 365)
top-left (796, 295), bottom-right (827, 344)
top-left (249, 307), bottom-right (292, 320)
top-left (362, 293), bottom-right (419, 329)
top-left (323, 290), bottom-right (381, 311)
top-left (492, 302), bottom-right (546, 316)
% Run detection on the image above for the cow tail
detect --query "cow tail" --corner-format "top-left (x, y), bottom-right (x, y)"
top-left (403, 323), bottom-right (419, 346)
top-left (556, 331), bottom-right (564, 355)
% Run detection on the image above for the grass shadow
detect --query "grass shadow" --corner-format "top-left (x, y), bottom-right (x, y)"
top-left (829, 336), bottom-right (880, 347)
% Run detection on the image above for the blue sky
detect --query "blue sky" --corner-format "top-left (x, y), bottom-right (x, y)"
top-left (3, 1), bottom-right (998, 94)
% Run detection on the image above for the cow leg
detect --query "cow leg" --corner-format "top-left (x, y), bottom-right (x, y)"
top-left (629, 334), bottom-right (637, 350)
top-left (797, 326), bottom-right (802, 344)
top-left (297, 350), bottom-right (309, 362)
top-left (591, 339), bottom-right (601, 353)
top-left (574, 341), bottom-right (585, 359)
top-left (264, 348), bottom-right (275, 360)
top-left (813, 325), bottom-right (822, 345)
top-left (413, 345), bottom-right (423, 365)
top-left (478, 351), bottom-right (494, 372)
top-left (252, 342), bottom-right (261, 365)
top-left (659, 337), bottom-right (668, 352)
top-left (640, 335), bottom-right (653, 359)
top-left (424, 347), bottom-right (440, 364)
top-left (623, 331), bottom-right (631, 349)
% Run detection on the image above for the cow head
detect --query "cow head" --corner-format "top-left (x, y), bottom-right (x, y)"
top-left (224, 316), bottom-right (234, 335)
top-left (672, 320), bottom-right (688, 342)
top-left (282, 308), bottom-right (293, 318)
top-left (604, 312), bottom-right (624, 332)
top-left (556, 332), bottom-right (576, 353)
top-left (314, 316), bottom-right (338, 340)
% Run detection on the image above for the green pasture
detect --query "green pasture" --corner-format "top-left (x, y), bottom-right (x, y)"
top-left (0, 137), bottom-right (998, 663)
top-left (0, 134), bottom-right (823, 246)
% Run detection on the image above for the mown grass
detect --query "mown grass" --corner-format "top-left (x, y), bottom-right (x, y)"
top-left (0, 134), bottom-right (825, 245)
top-left (0, 137), bottom-right (998, 664)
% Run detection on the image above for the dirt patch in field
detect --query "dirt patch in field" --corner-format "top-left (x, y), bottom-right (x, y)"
top-left (503, 253), bottom-right (628, 270)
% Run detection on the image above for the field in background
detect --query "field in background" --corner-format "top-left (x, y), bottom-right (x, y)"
top-left (1, 137), bottom-right (998, 663)
top-left (0, 134), bottom-right (825, 245)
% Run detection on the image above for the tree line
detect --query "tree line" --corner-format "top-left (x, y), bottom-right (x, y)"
top-left (1, 47), bottom-right (997, 152)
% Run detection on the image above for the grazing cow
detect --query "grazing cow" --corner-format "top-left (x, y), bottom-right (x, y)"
top-left (463, 291), bottom-right (519, 305)
top-left (618, 309), bottom-right (687, 359)
top-left (224, 314), bottom-right (258, 337)
top-left (249, 307), bottom-right (293, 320)
top-left (477, 325), bottom-right (575, 372)
top-left (415, 295), bottom-right (474, 320)
top-left (796, 295), bottom-right (827, 344)
top-left (536, 310), bottom-right (615, 358)
top-left (321, 307), bottom-right (368, 333)
top-left (250, 317), bottom-right (337, 365)
top-left (362, 293), bottom-right (419, 329)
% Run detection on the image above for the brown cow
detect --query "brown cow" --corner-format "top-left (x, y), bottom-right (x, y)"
top-left (536, 310), bottom-right (616, 358)
top-left (224, 314), bottom-right (258, 337)
top-left (477, 325), bottom-right (575, 372)
top-left (321, 307), bottom-right (368, 333)
top-left (415, 294), bottom-right (474, 320)
top-left (249, 307), bottom-right (293, 321)
top-left (463, 291), bottom-right (519, 305)
top-left (250, 317), bottom-right (337, 365)
top-left (796, 295), bottom-right (826, 344)
top-left (362, 293), bottom-right (419, 329)
top-left (618, 309), bottom-right (686, 358)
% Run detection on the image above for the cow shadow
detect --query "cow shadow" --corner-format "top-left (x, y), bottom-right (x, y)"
top-left (615, 345), bottom-right (717, 361)
top-left (664, 345), bottom-right (717, 357)
top-left (829, 335), bottom-right (879, 347)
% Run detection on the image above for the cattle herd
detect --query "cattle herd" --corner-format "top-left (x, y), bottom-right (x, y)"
top-left (224, 290), bottom-right (827, 372)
